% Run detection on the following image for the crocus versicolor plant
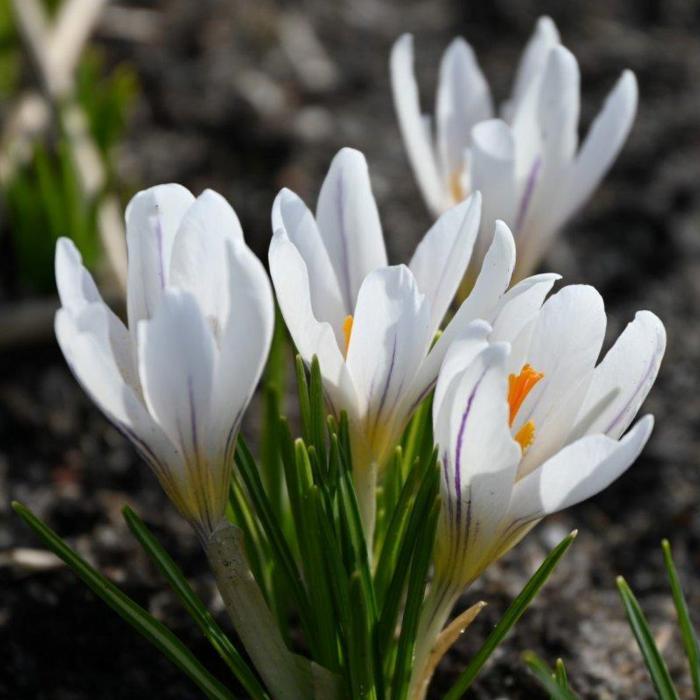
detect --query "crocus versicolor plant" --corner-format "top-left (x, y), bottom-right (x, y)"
top-left (34, 20), bottom-right (672, 700)
top-left (269, 146), bottom-right (559, 535)
top-left (55, 185), bottom-right (274, 536)
top-left (390, 16), bottom-right (638, 282)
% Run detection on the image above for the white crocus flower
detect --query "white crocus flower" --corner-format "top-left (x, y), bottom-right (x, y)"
top-left (411, 285), bottom-right (665, 694)
top-left (390, 16), bottom-right (638, 283)
top-left (269, 146), bottom-right (559, 540)
top-left (55, 185), bottom-right (274, 537)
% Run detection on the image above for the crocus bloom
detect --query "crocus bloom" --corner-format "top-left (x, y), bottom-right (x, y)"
top-left (390, 16), bottom-right (638, 282)
top-left (422, 285), bottom-right (664, 647)
top-left (55, 185), bottom-right (274, 536)
top-left (269, 146), bottom-right (559, 537)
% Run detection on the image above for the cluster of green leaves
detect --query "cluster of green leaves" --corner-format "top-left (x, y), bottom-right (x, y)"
top-left (13, 324), bottom-right (577, 698)
top-left (525, 540), bottom-right (699, 700)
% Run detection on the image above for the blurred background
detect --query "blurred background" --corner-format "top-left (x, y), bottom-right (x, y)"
top-left (0, 0), bottom-right (698, 698)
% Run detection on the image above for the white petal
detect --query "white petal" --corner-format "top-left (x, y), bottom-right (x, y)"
top-left (390, 34), bottom-right (448, 214)
top-left (315, 148), bottom-right (388, 311)
top-left (514, 284), bottom-right (607, 477)
top-left (437, 344), bottom-right (521, 571)
top-left (443, 221), bottom-right (516, 347)
top-left (436, 38), bottom-right (493, 181)
top-left (409, 192), bottom-right (481, 337)
top-left (432, 321), bottom-right (492, 428)
top-left (126, 184), bottom-right (195, 330)
top-left (503, 16), bottom-right (560, 123)
top-left (55, 237), bottom-right (101, 312)
top-left (571, 311), bottom-right (666, 441)
top-left (211, 238), bottom-right (275, 461)
top-left (469, 120), bottom-right (518, 261)
top-left (345, 265), bottom-right (432, 454)
top-left (509, 415), bottom-right (653, 522)
top-left (138, 289), bottom-right (216, 463)
top-left (169, 189), bottom-right (243, 330)
top-left (537, 46), bottom-right (580, 173)
top-left (56, 238), bottom-right (137, 391)
top-left (55, 306), bottom-right (180, 477)
top-left (272, 187), bottom-right (346, 336)
top-left (552, 70), bottom-right (638, 229)
top-left (268, 229), bottom-right (353, 413)
top-left (490, 272), bottom-right (560, 343)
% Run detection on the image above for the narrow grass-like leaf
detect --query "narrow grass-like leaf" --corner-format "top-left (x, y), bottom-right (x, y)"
top-left (13, 502), bottom-right (234, 700)
top-left (617, 576), bottom-right (680, 700)
top-left (554, 658), bottom-right (570, 689)
top-left (123, 506), bottom-right (268, 700)
top-left (522, 652), bottom-right (579, 700)
top-left (377, 460), bottom-right (439, 660)
top-left (391, 498), bottom-right (439, 700)
top-left (348, 572), bottom-right (378, 700)
top-left (662, 539), bottom-right (700, 698)
top-left (374, 448), bottom-right (434, 610)
top-left (309, 356), bottom-right (328, 468)
top-left (444, 530), bottom-right (577, 699)
top-left (235, 438), bottom-right (313, 636)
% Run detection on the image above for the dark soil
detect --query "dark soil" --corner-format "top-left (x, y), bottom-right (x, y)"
top-left (2, 0), bottom-right (699, 698)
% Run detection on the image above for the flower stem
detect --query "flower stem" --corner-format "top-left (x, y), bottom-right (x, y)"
top-left (206, 523), bottom-right (313, 700)
top-left (408, 577), bottom-right (463, 700)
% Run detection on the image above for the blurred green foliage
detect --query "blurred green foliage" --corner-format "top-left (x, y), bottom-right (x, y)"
top-left (5, 140), bottom-right (100, 291)
top-left (2, 31), bottom-right (138, 293)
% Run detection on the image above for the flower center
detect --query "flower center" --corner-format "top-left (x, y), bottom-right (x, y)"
top-left (342, 314), bottom-right (354, 356)
top-left (507, 364), bottom-right (543, 453)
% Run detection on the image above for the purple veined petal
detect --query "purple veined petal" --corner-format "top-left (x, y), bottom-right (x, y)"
top-left (125, 184), bottom-right (195, 333)
top-left (571, 311), bottom-right (666, 441)
top-left (435, 343), bottom-right (521, 581)
top-left (315, 148), bottom-right (388, 312)
top-left (409, 192), bottom-right (482, 338)
top-left (345, 265), bottom-right (432, 462)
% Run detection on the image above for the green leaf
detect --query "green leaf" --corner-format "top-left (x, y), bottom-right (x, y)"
top-left (374, 448), bottom-right (434, 610)
top-left (522, 652), bottom-right (579, 700)
top-left (662, 539), bottom-right (700, 698)
top-left (122, 507), bottom-right (268, 699)
top-left (377, 458), bottom-right (438, 662)
top-left (617, 576), bottom-right (680, 700)
top-left (554, 658), bottom-right (570, 689)
top-left (234, 437), bottom-right (313, 636)
top-left (444, 530), bottom-right (577, 699)
top-left (12, 502), bottom-right (234, 700)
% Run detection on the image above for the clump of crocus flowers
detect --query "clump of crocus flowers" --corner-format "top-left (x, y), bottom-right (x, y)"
top-left (12, 16), bottom-right (669, 700)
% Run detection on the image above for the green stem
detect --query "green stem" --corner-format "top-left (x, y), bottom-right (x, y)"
top-left (206, 524), bottom-right (313, 700)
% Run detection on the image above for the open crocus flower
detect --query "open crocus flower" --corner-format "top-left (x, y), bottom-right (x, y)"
top-left (390, 16), bottom-right (638, 282)
top-left (413, 284), bottom-right (665, 683)
top-left (55, 185), bottom-right (274, 537)
top-left (269, 146), bottom-right (559, 538)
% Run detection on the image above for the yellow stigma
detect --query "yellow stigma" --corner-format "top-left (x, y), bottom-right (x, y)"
top-left (514, 420), bottom-right (536, 453)
top-left (342, 315), bottom-right (354, 356)
top-left (449, 169), bottom-right (465, 203)
top-left (508, 364), bottom-right (543, 455)
top-left (507, 364), bottom-right (544, 426)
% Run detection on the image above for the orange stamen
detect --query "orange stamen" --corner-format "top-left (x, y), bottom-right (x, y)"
top-left (342, 315), bottom-right (354, 356)
top-left (507, 364), bottom-right (544, 426)
top-left (514, 420), bottom-right (536, 454)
